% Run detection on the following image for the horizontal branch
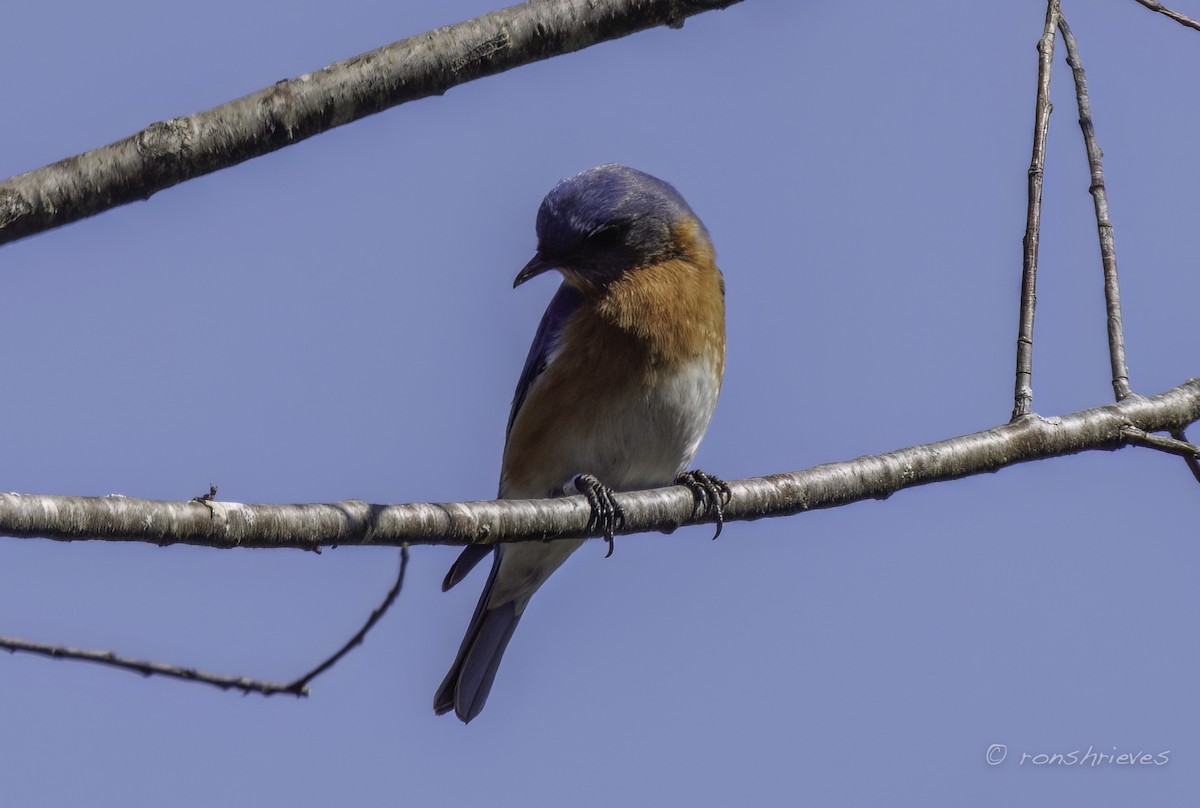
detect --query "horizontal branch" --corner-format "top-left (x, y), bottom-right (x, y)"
top-left (1, 379), bottom-right (1198, 550)
top-left (0, 0), bottom-right (741, 247)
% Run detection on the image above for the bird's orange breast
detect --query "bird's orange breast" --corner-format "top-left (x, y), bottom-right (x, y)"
top-left (500, 218), bottom-right (725, 499)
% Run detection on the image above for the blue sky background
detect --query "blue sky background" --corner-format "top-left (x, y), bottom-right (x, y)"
top-left (1, 0), bottom-right (1198, 804)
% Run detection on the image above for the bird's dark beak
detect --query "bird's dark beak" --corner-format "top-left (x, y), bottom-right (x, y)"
top-left (514, 253), bottom-right (554, 288)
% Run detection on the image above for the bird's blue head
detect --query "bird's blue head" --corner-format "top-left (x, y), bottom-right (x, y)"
top-left (514, 164), bottom-right (705, 289)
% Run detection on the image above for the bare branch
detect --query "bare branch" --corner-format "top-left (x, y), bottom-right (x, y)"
top-left (0, 379), bottom-right (1197, 551)
top-left (0, 634), bottom-right (300, 696)
top-left (1014, 0), bottom-right (1062, 420)
top-left (0, 0), bottom-right (741, 248)
top-left (285, 547), bottom-right (410, 693)
top-left (1058, 14), bottom-right (1133, 401)
top-left (1130, 0), bottom-right (1200, 32)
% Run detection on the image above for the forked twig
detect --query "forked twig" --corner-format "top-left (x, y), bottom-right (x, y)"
top-left (0, 546), bottom-right (411, 696)
top-left (1057, 13), bottom-right (1133, 401)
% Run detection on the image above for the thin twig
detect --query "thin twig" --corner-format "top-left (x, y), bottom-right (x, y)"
top-left (1, 545), bottom-right (411, 695)
top-left (1014, 0), bottom-right (1061, 420)
top-left (1122, 425), bottom-right (1200, 458)
top-left (1130, 0), bottom-right (1200, 32)
top-left (1171, 428), bottom-right (1200, 484)
top-left (0, 635), bottom-right (301, 696)
top-left (1058, 14), bottom-right (1133, 401)
top-left (285, 546), bottom-right (410, 693)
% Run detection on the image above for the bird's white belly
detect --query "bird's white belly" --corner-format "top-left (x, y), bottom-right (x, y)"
top-left (492, 356), bottom-right (720, 610)
top-left (571, 356), bottom-right (720, 491)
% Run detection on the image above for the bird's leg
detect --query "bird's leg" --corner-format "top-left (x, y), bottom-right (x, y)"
top-left (571, 473), bottom-right (625, 558)
top-left (675, 470), bottom-right (732, 539)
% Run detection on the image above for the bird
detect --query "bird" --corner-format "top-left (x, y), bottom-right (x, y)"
top-left (434, 164), bottom-right (727, 723)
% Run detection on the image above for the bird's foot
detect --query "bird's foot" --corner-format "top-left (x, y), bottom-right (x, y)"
top-left (675, 470), bottom-right (732, 539)
top-left (572, 473), bottom-right (625, 558)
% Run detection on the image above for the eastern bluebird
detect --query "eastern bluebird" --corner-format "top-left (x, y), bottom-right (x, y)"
top-left (434, 164), bottom-right (727, 722)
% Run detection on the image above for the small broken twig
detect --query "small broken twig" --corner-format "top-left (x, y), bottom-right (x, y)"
top-left (191, 485), bottom-right (218, 504)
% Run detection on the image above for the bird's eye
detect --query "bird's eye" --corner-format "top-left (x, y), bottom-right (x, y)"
top-left (585, 224), bottom-right (626, 251)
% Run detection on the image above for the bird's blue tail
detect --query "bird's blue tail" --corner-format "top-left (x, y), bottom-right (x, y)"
top-left (434, 549), bottom-right (522, 723)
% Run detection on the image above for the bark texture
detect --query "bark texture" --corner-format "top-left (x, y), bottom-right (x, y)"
top-left (1, 379), bottom-right (1196, 550)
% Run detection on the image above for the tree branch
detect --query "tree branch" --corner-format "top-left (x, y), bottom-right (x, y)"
top-left (1013, 0), bottom-right (1061, 419)
top-left (1, 379), bottom-right (1196, 551)
top-left (0, 0), bottom-right (741, 248)
top-left (1130, 0), bottom-right (1200, 32)
top-left (1058, 14), bottom-right (1133, 401)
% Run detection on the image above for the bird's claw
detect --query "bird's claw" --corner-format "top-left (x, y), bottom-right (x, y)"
top-left (675, 470), bottom-right (731, 539)
top-left (573, 473), bottom-right (625, 557)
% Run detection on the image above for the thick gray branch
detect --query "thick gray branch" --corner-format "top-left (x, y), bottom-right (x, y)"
top-left (2, 379), bottom-right (1197, 550)
top-left (0, 0), bottom-right (741, 247)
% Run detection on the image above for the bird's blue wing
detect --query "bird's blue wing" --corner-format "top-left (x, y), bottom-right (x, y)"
top-left (505, 281), bottom-right (582, 443)
top-left (440, 281), bottom-right (581, 593)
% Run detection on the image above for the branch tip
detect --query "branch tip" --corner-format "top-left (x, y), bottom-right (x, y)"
top-left (0, 634), bottom-right (303, 696)
top-left (1129, 0), bottom-right (1200, 33)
